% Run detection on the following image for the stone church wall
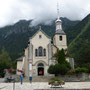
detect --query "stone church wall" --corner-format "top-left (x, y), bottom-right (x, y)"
top-left (58, 73), bottom-right (89, 81)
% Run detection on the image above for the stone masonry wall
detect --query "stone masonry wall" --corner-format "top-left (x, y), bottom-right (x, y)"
top-left (57, 73), bottom-right (89, 82)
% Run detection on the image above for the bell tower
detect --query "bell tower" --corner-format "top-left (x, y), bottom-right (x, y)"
top-left (53, 3), bottom-right (67, 50)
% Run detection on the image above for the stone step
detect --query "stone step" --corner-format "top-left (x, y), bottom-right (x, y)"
top-left (23, 76), bottom-right (54, 82)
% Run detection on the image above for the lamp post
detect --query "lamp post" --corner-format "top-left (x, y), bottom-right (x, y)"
top-left (13, 79), bottom-right (15, 90)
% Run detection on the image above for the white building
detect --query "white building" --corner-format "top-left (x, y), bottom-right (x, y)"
top-left (17, 13), bottom-right (74, 77)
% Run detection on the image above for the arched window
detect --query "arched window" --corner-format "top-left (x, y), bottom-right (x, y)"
top-left (35, 47), bottom-right (46, 57)
top-left (35, 49), bottom-right (38, 56)
top-left (38, 63), bottom-right (44, 67)
top-left (38, 47), bottom-right (43, 56)
top-left (44, 49), bottom-right (46, 56)
top-left (59, 36), bottom-right (62, 41)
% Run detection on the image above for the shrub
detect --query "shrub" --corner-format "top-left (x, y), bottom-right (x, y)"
top-left (83, 63), bottom-right (90, 73)
top-left (67, 72), bottom-right (75, 75)
top-left (48, 65), bottom-right (54, 74)
top-left (48, 64), bottom-right (69, 76)
top-left (53, 77), bottom-right (60, 81)
top-left (75, 67), bottom-right (88, 74)
top-left (67, 69), bottom-right (75, 75)
top-left (64, 61), bottom-right (71, 70)
top-left (53, 64), bottom-right (61, 75)
top-left (48, 49), bottom-right (71, 76)
top-left (58, 64), bottom-right (69, 75)
top-left (49, 77), bottom-right (65, 86)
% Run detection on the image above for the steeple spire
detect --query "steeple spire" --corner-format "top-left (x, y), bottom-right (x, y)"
top-left (55, 3), bottom-right (65, 34)
top-left (57, 2), bottom-right (60, 19)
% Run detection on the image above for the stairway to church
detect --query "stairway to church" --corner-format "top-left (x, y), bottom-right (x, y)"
top-left (23, 76), bottom-right (54, 82)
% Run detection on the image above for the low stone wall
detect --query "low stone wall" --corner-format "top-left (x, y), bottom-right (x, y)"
top-left (23, 73), bottom-right (89, 82)
top-left (4, 74), bottom-right (20, 82)
top-left (4, 73), bottom-right (89, 82)
top-left (57, 73), bottom-right (89, 82)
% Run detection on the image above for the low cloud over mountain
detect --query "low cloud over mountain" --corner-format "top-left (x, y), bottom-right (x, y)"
top-left (0, 0), bottom-right (90, 27)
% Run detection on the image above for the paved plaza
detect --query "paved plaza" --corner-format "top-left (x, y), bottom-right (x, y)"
top-left (0, 82), bottom-right (90, 90)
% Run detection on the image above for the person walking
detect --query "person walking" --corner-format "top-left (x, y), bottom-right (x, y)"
top-left (29, 74), bottom-right (32, 83)
top-left (20, 74), bottom-right (23, 85)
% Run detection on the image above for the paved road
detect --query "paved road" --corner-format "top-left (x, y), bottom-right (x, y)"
top-left (0, 82), bottom-right (90, 90)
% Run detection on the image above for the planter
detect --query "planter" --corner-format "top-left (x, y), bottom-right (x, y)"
top-left (49, 77), bottom-right (65, 87)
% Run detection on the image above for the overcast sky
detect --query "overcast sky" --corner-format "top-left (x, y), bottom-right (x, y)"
top-left (0, 0), bottom-right (90, 27)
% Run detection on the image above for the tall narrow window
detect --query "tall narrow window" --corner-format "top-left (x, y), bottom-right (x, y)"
top-left (59, 36), bottom-right (62, 41)
top-left (39, 47), bottom-right (43, 56)
top-left (44, 49), bottom-right (46, 56)
top-left (35, 49), bottom-right (38, 56)
top-left (36, 47), bottom-right (46, 57)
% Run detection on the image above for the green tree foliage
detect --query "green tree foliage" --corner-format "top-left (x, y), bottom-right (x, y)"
top-left (48, 65), bottom-right (54, 74)
top-left (0, 48), bottom-right (12, 77)
top-left (68, 14), bottom-right (90, 65)
top-left (57, 49), bottom-right (66, 64)
top-left (77, 41), bottom-right (90, 66)
top-left (48, 49), bottom-right (71, 75)
top-left (64, 60), bottom-right (71, 70)
top-left (75, 67), bottom-right (88, 73)
top-left (54, 49), bottom-right (66, 63)
top-left (48, 64), bottom-right (67, 75)
top-left (83, 63), bottom-right (90, 73)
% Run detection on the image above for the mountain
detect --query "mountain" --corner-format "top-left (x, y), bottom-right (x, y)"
top-left (0, 18), bottom-right (79, 60)
top-left (68, 14), bottom-right (90, 63)
top-left (66, 14), bottom-right (90, 44)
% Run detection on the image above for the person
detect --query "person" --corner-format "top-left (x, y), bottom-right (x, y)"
top-left (29, 75), bottom-right (32, 83)
top-left (20, 74), bottom-right (23, 84)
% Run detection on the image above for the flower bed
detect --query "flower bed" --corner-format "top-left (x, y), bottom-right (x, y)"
top-left (49, 77), bottom-right (65, 87)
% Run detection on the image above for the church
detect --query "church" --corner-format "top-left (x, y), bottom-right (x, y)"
top-left (17, 11), bottom-right (74, 77)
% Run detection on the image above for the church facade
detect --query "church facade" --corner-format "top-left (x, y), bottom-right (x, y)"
top-left (17, 15), bottom-right (74, 77)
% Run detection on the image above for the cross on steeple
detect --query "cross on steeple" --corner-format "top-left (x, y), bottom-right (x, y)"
top-left (57, 2), bottom-right (60, 19)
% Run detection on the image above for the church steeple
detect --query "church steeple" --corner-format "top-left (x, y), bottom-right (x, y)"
top-left (53, 3), bottom-right (67, 50)
top-left (55, 3), bottom-right (65, 34)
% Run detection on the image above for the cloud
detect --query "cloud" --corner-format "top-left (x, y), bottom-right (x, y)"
top-left (0, 0), bottom-right (90, 27)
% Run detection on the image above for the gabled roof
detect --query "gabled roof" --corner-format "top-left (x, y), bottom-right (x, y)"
top-left (30, 27), bottom-right (51, 39)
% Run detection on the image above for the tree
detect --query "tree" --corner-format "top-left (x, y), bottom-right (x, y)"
top-left (48, 65), bottom-right (54, 74)
top-left (54, 49), bottom-right (66, 64)
top-left (48, 49), bottom-right (71, 75)
top-left (77, 41), bottom-right (90, 66)
top-left (0, 48), bottom-right (12, 77)
top-left (83, 63), bottom-right (90, 73)
top-left (58, 49), bottom-right (66, 64)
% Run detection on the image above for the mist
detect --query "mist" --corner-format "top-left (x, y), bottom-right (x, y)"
top-left (0, 0), bottom-right (90, 27)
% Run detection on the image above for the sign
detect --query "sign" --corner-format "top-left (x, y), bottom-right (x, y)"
top-left (29, 62), bottom-right (32, 70)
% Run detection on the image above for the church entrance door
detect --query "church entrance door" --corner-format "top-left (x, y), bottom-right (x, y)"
top-left (37, 63), bottom-right (44, 76)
